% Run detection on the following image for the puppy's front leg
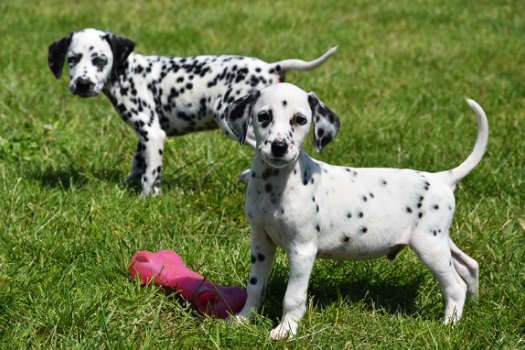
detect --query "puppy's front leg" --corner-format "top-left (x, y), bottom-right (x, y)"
top-left (139, 127), bottom-right (166, 196)
top-left (127, 140), bottom-right (146, 183)
top-left (270, 243), bottom-right (317, 340)
top-left (233, 225), bottom-right (276, 322)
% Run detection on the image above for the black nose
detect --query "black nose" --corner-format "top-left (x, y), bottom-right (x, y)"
top-left (75, 77), bottom-right (94, 93)
top-left (271, 140), bottom-right (288, 158)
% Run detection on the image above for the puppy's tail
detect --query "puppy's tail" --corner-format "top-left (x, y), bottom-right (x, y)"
top-left (271, 46), bottom-right (337, 78)
top-left (438, 99), bottom-right (489, 190)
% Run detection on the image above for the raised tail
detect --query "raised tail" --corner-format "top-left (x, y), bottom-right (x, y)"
top-left (438, 99), bottom-right (489, 188)
top-left (272, 46), bottom-right (337, 73)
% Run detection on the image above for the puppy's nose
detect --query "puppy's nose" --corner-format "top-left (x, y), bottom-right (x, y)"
top-left (271, 139), bottom-right (288, 158)
top-left (75, 77), bottom-right (94, 93)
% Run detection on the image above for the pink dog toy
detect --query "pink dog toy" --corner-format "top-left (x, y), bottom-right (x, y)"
top-left (129, 250), bottom-right (246, 318)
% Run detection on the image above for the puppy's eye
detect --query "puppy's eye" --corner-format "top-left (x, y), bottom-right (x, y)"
top-left (257, 110), bottom-right (272, 124)
top-left (67, 55), bottom-right (81, 65)
top-left (93, 56), bottom-right (108, 67)
top-left (293, 113), bottom-right (307, 126)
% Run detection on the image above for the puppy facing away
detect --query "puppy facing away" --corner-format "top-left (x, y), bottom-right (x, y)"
top-left (224, 83), bottom-right (487, 339)
top-left (48, 28), bottom-right (337, 195)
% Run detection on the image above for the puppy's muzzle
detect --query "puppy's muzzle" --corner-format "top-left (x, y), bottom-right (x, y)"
top-left (271, 140), bottom-right (288, 158)
top-left (72, 77), bottom-right (96, 97)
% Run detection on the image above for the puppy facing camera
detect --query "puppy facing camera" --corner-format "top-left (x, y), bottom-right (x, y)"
top-left (48, 28), bottom-right (337, 196)
top-left (225, 82), bottom-right (487, 339)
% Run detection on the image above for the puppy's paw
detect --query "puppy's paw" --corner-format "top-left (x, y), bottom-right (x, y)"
top-left (141, 186), bottom-right (160, 197)
top-left (269, 321), bottom-right (298, 340)
top-left (443, 309), bottom-right (461, 326)
top-left (226, 314), bottom-right (250, 325)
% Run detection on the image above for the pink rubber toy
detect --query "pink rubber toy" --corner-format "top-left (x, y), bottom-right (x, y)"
top-left (129, 250), bottom-right (246, 318)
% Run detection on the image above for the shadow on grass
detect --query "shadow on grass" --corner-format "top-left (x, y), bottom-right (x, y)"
top-left (21, 163), bottom-right (130, 190)
top-left (20, 162), bottom-right (219, 195)
top-left (23, 164), bottom-right (88, 189)
top-left (262, 266), bottom-right (426, 323)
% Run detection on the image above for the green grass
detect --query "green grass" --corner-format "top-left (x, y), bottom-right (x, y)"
top-left (1, 0), bottom-right (524, 348)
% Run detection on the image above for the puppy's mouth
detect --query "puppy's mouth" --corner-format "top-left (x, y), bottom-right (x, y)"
top-left (260, 151), bottom-right (298, 168)
top-left (70, 79), bottom-right (100, 98)
top-left (72, 89), bottom-right (99, 98)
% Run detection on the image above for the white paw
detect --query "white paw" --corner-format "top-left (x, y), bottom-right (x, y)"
top-left (443, 312), bottom-right (460, 326)
top-left (141, 186), bottom-right (160, 197)
top-left (269, 322), bottom-right (298, 340)
top-left (226, 314), bottom-right (249, 325)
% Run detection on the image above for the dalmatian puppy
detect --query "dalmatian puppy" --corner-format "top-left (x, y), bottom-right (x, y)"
top-left (48, 28), bottom-right (337, 195)
top-left (224, 83), bottom-right (487, 339)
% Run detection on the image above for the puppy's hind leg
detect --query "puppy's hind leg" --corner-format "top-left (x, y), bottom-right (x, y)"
top-left (449, 237), bottom-right (479, 298)
top-left (410, 231), bottom-right (467, 325)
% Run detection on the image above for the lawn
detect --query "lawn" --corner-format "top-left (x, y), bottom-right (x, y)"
top-left (0, 0), bottom-right (524, 348)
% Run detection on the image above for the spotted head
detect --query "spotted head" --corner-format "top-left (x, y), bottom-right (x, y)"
top-left (48, 28), bottom-right (135, 98)
top-left (224, 83), bottom-right (340, 168)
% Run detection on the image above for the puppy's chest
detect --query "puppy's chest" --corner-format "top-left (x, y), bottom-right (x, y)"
top-left (246, 170), bottom-right (317, 240)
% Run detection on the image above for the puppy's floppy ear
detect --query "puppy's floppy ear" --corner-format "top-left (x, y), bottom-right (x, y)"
top-left (48, 33), bottom-right (72, 79)
top-left (308, 92), bottom-right (340, 152)
top-left (224, 90), bottom-right (260, 144)
top-left (104, 33), bottom-right (135, 76)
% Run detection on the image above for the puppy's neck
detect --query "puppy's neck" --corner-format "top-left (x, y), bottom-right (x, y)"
top-left (251, 152), bottom-right (317, 185)
top-left (105, 52), bottom-right (139, 85)
top-left (102, 53), bottom-right (136, 106)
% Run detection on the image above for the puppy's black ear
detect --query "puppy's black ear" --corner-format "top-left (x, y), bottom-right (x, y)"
top-left (48, 34), bottom-right (72, 79)
top-left (308, 92), bottom-right (340, 152)
top-left (104, 34), bottom-right (135, 76)
top-left (224, 90), bottom-right (260, 144)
